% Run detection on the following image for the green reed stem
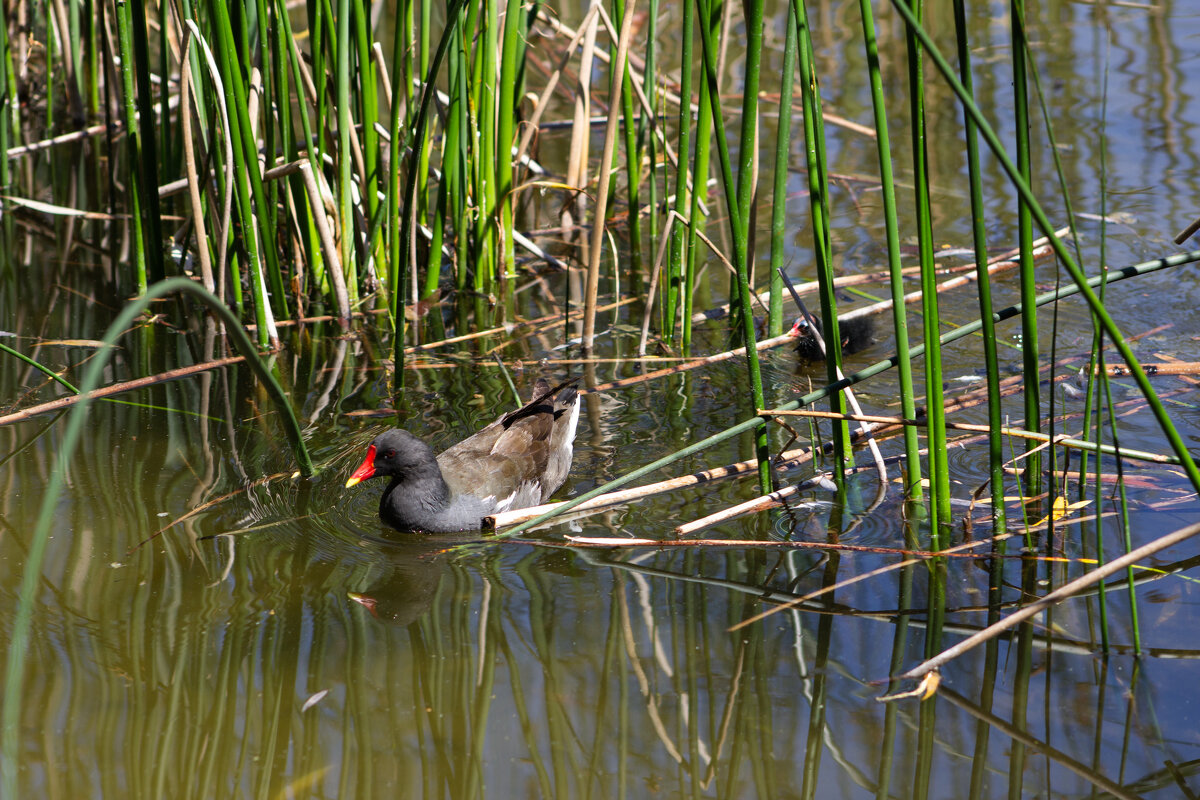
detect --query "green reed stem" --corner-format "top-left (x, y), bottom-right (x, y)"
top-left (695, 0), bottom-right (770, 493)
top-left (400, 0), bottom-right (414, 120)
top-left (115, 0), bottom-right (147, 294)
top-left (735, 0), bottom-right (762, 224)
top-left (1025, 18), bottom-right (1090, 515)
top-left (681, 0), bottom-right (714, 352)
top-left (277, 0), bottom-right (326, 299)
top-left (496, 0), bottom-right (523, 276)
top-left (0, 341), bottom-right (80, 393)
top-left (309, 0), bottom-right (328, 160)
top-left (436, 19), bottom-right (467, 295)
top-left (387, 0), bottom-right (408, 316)
top-left (352, 0), bottom-right (381, 268)
top-left (396, 0), bottom-right (470, 374)
top-left (336, 0), bottom-right (357, 309)
top-left (888, 0), bottom-right (1200, 494)
top-left (856, 0), bottom-right (921, 503)
top-left (614, 0), bottom-right (644, 278)
top-left (87, 1), bottom-right (102, 116)
top-left (1022, 19), bottom-right (1115, 650)
top-left (1010, 0), bottom-right (1041, 495)
top-left (157, 0), bottom-right (172, 183)
top-left (663, 0), bottom-right (694, 344)
top-left (952, 0), bottom-right (1004, 531)
top-left (1103, 374), bottom-right (1140, 655)
top-left (477, 0), bottom-right (499, 289)
top-left (1089, 325), bottom-right (1110, 651)
top-left (767, 1), bottom-right (797, 338)
top-left (903, 0), bottom-right (948, 544)
top-left (415, 0), bottom-right (436, 245)
top-left (0, 0), bottom-right (12, 204)
top-left (791, 0), bottom-right (849, 484)
top-left (127, 0), bottom-right (165, 284)
top-left (733, 0), bottom-right (762, 337)
top-left (643, 0), bottom-right (659, 298)
top-left (258, 0), bottom-right (279, 210)
top-left (1085, 38), bottom-right (1113, 650)
top-left (453, 18), bottom-right (471, 293)
top-left (210, 0), bottom-right (278, 344)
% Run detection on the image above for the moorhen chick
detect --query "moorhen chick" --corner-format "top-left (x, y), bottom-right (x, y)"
top-left (789, 313), bottom-right (875, 361)
top-left (345, 379), bottom-right (580, 532)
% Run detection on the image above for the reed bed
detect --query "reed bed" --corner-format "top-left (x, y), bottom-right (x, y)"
top-left (1, 5), bottom-right (1196, 562)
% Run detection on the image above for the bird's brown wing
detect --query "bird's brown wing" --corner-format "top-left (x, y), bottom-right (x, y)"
top-left (437, 378), bottom-right (575, 502)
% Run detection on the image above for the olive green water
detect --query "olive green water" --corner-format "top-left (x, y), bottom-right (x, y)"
top-left (5, 1), bottom-right (1200, 798)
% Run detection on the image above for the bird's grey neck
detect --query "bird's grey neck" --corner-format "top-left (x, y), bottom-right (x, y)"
top-left (382, 469), bottom-right (451, 530)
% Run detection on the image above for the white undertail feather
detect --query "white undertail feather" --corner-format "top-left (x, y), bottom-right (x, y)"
top-left (562, 397), bottom-right (580, 449)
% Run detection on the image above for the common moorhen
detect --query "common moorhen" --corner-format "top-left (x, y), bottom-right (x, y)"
top-left (345, 379), bottom-right (581, 532)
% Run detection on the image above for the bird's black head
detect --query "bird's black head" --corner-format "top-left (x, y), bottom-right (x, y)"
top-left (346, 429), bottom-right (438, 486)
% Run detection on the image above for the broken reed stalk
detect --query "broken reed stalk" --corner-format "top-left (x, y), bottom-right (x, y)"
top-left (832, 239), bottom-right (1056, 330)
top-left (5, 121), bottom-right (117, 157)
top-left (586, 330), bottom-right (793, 394)
top-left (0, 355), bottom-right (249, 427)
top-left (736, 541), bottom-right (1006, 632)
top-left (673, 478), bottom-right (825, 536)
top-left (761, 409), bottom-right (1183, 465)
top-left (485, 442), bottom-right (821, 530)
top-left (561, 534), bottom-right (1018, 556)
top-left (1102, 361), bottom-right (1200, 377)
top-left (691, 227), bottom-right (1063, 326)
top-left (404, 296), bottom-right (639, 354)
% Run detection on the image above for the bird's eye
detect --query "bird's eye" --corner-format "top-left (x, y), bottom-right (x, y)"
top-left (385, 449), bottom-right (396, 458)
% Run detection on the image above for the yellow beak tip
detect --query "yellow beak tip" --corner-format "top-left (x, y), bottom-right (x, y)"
top-left (345, 477), bottom-right (362, 488)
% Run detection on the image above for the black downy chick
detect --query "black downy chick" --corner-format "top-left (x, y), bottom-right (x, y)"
top-left (788, 314), bottom-right (876, 361)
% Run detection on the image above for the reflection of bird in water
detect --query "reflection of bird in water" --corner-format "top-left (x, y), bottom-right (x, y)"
top-left (345, 539), bottom-right (455, 626)
top-left (788, 314), bottom-right (876, 362)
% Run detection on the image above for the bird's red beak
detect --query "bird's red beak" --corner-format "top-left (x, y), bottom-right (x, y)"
top-left (348, 592), bottom-right (379, 616)
top-left (345, 444), bottom-right (377, 488)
